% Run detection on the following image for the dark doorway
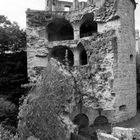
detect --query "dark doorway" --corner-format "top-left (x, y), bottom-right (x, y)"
top-left (47, 18), bottom-right (74, 41)
top-left (51, 46), bottom-right (74, 66)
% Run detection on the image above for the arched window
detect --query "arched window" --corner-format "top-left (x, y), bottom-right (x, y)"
top-left (80, 13), bottom-right (97, 38)
top-left (47, 18), bottom-right (74, 41)
top-left (51, 46), bottom-right (74, 66)
top-left (73, 113), bottom-right (89, 129)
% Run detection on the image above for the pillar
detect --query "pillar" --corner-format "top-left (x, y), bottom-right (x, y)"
top-left (73, 0), bottom-right (79, 11)
top-left (73, 24), bottom-right (80, 40)
top-left (73, 48), bottom-right (80, 66)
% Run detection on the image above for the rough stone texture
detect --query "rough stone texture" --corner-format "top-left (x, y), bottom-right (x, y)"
top-left (26, 0), bottom-right (136, 123)
top-left (97, 127), bottom-right (140, 140)
top-left (98, 133), bottom-right (119, 140)
top-left (112, 127), bottom-right (135, 140)
top-left (111, 0), bottom-right (137, 122)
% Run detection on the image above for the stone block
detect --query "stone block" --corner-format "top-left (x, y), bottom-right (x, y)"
top-left (98, 133), bottom-right (119, 140)
top-left (112, 127), bottom-right (135, 140)
top-left (27, 136), bottom-right (39, 140)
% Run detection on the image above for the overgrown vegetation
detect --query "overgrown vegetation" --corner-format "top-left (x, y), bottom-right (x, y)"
top-left (18, 59), bottom-right (77, 140)
top-left (0, 16), bottom-right (27, 136)
top-left (0, 15), bottom-right (26, 53)
top-left (0, 125), bottom-right (20, 140)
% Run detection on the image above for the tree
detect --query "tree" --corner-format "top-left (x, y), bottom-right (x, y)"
top-left (18, 59), bottom-right (77, 140)
top-left (0, 15), bottom-right (26, 53)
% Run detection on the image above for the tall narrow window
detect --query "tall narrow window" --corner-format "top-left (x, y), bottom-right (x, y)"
top-left (80, 49), bottom-right (88, 65)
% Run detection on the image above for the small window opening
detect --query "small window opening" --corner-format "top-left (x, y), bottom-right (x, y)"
top-left (130, 54), bottom-right (134, 62)
top-left (111, 92), bottom-right (116, 97)
top-left (119, 105), bottom-right (127, 111)
top-left (64, 6), bottom-right (70, 11)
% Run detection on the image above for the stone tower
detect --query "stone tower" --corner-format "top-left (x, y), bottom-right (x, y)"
top-left (26, 0), bottom-right (137, 124)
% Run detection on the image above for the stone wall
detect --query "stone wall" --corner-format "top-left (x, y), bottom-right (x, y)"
top-left (26, 0), bottom-right (136, 123)
top-left (111, 0), bottom-right (136, 122)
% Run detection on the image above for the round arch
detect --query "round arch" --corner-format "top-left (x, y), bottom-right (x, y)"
top-left (73, 113), bottom-right (89, 129)
top-left (94, 116), bottom-right (109, 126)
top-left (50, 46), bottom-right (74, 66)
top-left (80, 13), bottom-right (97, 38)
top-left (47, 18), bottom-right (74, 41)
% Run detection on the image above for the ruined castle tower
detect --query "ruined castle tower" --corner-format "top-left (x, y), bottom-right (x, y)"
top-left (26, 0), bottom-right (137, 124)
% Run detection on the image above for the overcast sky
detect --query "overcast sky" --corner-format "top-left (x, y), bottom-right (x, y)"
top-left (0, 0), bottom-right (139, 30)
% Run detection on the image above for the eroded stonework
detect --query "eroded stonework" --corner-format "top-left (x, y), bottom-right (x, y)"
top-left (26, 0), bottom-right (136, 124)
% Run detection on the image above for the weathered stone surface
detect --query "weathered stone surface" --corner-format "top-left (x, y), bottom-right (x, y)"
top-left (98, 133), bottom-right (119, 140)
top-left (27, 136), bottom-right (39, 140)
top-left (26, 0), bottom-right (136, 124)
top-left (112, 127), bottom-right (135, 140)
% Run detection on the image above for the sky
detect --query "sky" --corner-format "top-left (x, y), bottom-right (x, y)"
top-left (0, 0), bottom-right (139, 30)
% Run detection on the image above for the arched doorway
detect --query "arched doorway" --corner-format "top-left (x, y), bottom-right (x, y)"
top-left (80, 13), bottom-right (97, 38)
top-left (47, 18), bottom-right (74, 41)
top-left (73, 113), bottom-right (89, 129)
top-left (51, 46), bottom-right (74, 66)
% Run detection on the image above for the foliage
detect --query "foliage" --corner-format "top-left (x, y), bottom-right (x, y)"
top-left (0, 52), bottom-right (28, 130)
top-left (0, 15), bottom-right (26, 53)
top-left (18, 59), bottom-right (77, 140)
top-left (0, 98), bottom-right (18, 130)
top-left (0, 124), bottom-right (20, 140)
